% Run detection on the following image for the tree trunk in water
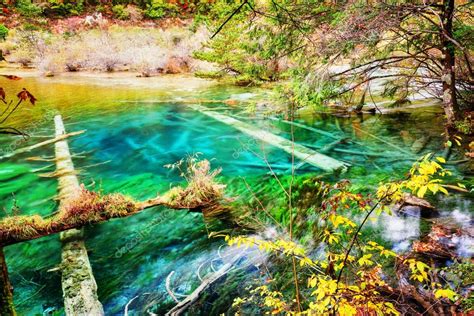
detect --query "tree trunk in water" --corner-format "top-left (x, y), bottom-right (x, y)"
top-left (0, 247), bottom-right (15, 316)
top-left (441, 0), bottom-right (459, 127)
top-left (54, 115), bottom-right (104, 316)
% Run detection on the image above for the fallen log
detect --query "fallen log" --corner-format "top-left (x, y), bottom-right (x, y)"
top-left (268, 117), bottom-right (340, 140)
top-left (302, 142), bottom-right (408, 158)
top-left (189, 105), bottom-right (348, 173)
top-left (53, 115), bottom-right (104, 316)
top-left (0, 159), bottom-right (226, 247)
top-left (320, 138), bottom-right (349, 154)
top-left (351, 126), bottom-right (414, 156)
top-left (410, 136), bottom-right (430, 154)
top-left (0, 130), bottom-right (85, 161)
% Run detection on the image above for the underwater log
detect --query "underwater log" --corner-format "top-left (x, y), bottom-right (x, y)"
top-left (54, 115), bottom-right (105, 316)
top-left (268, 117), bottom-right (341, 140)
top-left (0, 130), bottom-right (85, 161)
top-left (189, 105), bottom-right (348, 173)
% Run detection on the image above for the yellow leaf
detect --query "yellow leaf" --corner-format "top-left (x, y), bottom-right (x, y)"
top-left (434, 288), bottom-right (458, 301)
top-left (417, 185), bottom-right (427, 198)
top-left (439, 186), bottom-right (449, 195)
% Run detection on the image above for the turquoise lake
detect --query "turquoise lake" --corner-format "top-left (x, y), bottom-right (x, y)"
top-left (0, 73), bottom-right (472, 315)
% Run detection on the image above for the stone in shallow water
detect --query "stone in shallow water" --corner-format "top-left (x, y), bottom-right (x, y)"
top-left (395, 194), bottom-right (439, 218)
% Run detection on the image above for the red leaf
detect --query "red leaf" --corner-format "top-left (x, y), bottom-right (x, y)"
top-left (17, 88), bottom-right (36, 105)
top-left (17, 89), bottom-right (28, 101)
top-left (1, 75), bottom-right (22, 81)
top-left (0, 87), bottom-right (5, 100)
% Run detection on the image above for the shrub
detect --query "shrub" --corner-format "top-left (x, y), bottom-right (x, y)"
top-left (0, 25), bottom-right (8, 41)
top-left (112, 5), bottom-right (130, 20)
top-left (145, 0), bottom-right (177, 19)
top-left (455, 114), bottom-right (473, 135)
top-left (43, 0), bottom-right (84, 17)
top-left (15, 0), bottom-right (43, 17)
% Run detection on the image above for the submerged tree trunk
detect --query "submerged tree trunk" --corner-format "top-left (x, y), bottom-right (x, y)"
top-left (441, 0), bottom-right (459, 127)
top-left (0, 247), bottom-right (15, 316)
top-left (54, 115), bottom-right (104, 316)
top-left (190, 104), bottom-right (348, 173)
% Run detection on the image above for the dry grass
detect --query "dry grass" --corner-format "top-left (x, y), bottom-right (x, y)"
top-left (1, 25), bottom-right (214, 75)
top-left (162, 159), bottom-right (226, 214)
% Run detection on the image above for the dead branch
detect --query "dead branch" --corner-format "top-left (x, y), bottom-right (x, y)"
top-left (0, 130), bottom-right (86, 161)
top-left (165, 254), bottom-right (242, 316)
top-left (166, 271), bottom-right (180, 303)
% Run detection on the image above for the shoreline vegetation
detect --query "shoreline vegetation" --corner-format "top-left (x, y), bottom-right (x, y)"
top-left (0, 2), bottom-right (472, 124)
top-left (0, 21), bottom-right (215, 77)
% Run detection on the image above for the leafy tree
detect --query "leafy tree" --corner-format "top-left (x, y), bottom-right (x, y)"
top-left (201, 0), bottom-right (473, 128)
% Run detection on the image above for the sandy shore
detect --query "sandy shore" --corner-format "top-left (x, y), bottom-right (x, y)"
top-left (0, 65), bottom-right (219, 90)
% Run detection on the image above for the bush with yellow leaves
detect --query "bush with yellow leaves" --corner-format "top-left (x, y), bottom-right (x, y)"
top-left (224, 154), bottom-right (469, 315)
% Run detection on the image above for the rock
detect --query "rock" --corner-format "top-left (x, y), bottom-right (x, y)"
top-left (164, 56), bottom-right (189, 74)
top-left (394, 193), bottom-right (438, 218)
top-left (224, 99), bottom-right (239, 106)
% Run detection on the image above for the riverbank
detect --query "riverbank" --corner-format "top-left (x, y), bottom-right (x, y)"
top-left (0, 18), bottom-right (215, 77)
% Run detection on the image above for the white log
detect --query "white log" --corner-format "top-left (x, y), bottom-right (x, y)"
top-left (54, 115), bottom-right (104, 316)
top-left (189, 105), bottom-right (348, 173)
top-left (0, 130), bottom-right (85, 161)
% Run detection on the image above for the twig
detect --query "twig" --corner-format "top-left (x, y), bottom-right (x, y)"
top-left (165, 271), bottom-right (181, 303)
top-left (211, 0), bottom-right (249, 39)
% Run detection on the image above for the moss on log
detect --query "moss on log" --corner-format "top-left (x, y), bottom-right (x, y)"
top-left (0, 162), bottom-right (226, 247)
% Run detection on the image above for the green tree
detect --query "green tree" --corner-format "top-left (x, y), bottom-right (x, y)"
top-left (202, 0), bottom-right (473, 127)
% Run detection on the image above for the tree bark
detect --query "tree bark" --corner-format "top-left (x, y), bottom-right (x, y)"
top-left (0, 247), bottom-right (15, 316)
top-left (54, 115), bottom-right (104, 316)
top-left (441, 0), bottom-right (459, 127)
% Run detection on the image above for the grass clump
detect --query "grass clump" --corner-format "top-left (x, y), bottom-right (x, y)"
top-left (58, 187), bottom-right (138, 223)
top-left (163, 158), bottom-right (227, 215)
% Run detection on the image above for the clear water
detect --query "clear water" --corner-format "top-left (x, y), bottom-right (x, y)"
top-left (0, 72), bottom-right (472, 315)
